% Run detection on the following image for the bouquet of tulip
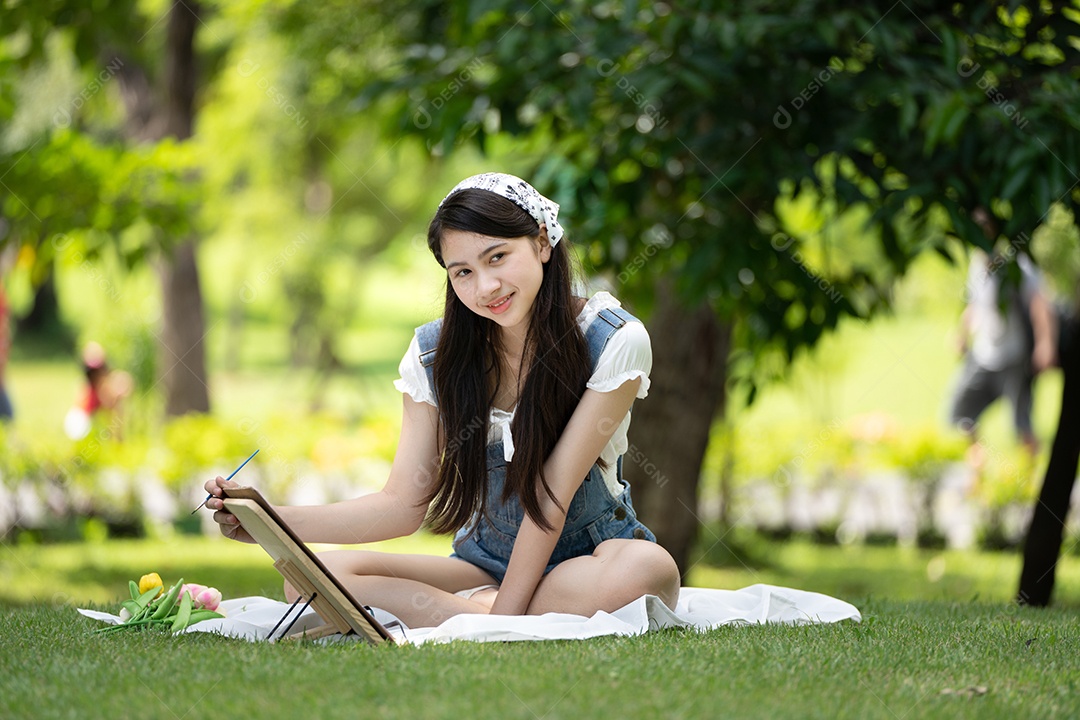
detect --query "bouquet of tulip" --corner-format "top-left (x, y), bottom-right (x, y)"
top-left (96, 572), bottom-right (226, 635)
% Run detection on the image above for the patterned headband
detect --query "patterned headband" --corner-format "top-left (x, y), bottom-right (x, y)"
top-left (438, 172), bottom-right (564, 246)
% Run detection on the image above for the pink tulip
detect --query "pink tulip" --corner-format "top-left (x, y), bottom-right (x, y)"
top-left (194, 586), bottom-right (222, 612)
top-left (181, 583), bottom-right (207, 603)
top-left (180, 582), bottom-right (222, 611)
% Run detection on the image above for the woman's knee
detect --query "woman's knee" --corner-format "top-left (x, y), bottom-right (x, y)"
top-left (601, 539), bottom-right (681, 607)
top-left (640, 542), bottom-right (681, 604)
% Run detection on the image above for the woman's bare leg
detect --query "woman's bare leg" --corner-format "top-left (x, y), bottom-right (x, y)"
top-left (284, 550), bottom-right (500, 628)
top-left (526, 539), bottom-right (680, 615)
top-left (467, 586), bottom-right (500, 611)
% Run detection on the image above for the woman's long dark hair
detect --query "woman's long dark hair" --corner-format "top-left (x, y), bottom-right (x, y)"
top-left (423, 188), bottom-right (593, 533)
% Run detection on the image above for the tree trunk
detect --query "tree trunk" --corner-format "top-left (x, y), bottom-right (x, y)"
top-left (15, 273), bottom-right (68, 342)
top-left (157, 0), bottom-right (208, 415)
top-left (159, 241), bottom-right (210, 414)
top-left (1018, 314), bottom-right (1080, 606)
top-left (625, 281), bottom-right (730, 577)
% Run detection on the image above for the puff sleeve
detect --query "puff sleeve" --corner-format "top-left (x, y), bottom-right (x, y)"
top-left (586, 320), bottom-right (652, 399)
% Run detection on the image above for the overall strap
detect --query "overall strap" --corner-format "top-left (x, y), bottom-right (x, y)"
top-left (583, 306), bottom-right (639, 371)
top-left (416, 318), bottom-right (443, 402)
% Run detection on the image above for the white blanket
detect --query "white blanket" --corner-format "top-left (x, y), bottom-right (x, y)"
top-left (79, 584), bottom-right (859, 645)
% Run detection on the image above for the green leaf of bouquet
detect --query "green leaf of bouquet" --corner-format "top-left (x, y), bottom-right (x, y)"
top-left (171, 591), bottom-right (193, 633)
top-left (185, 610), bottom-right (224, 627)
top-left (151, 578), bottom-right (184, 621)
top-left (135, 587), bottom-right (161, 609)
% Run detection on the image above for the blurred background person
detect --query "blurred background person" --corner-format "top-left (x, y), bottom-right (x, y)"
top-left (64, 341), bottom-right (133, 440)
top-left (949, 220), bottom-right (1058, 482)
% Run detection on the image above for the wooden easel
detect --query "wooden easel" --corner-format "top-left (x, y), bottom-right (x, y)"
top-left (271, 558), bottom-right (351, 641)
top-left (221, 487), bottom-right (393, 644)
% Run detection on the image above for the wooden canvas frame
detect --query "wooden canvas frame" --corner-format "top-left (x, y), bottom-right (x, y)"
top-left (221, 485), bottom-right (394, 644)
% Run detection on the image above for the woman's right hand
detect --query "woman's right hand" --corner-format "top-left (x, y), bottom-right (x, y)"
top-left (203, 476), bottom-right (256, 544)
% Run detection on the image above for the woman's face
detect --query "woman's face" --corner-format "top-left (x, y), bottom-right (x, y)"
top-left (441, 227), bottom-right (551, 335)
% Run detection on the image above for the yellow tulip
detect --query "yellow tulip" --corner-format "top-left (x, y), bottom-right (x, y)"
top-left (139, 572), bottom-right (164, 598)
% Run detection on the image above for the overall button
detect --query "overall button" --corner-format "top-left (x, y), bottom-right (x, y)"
top-left (613, 506), bottom-right (627, 521)
top-left (633, 528), bottom-right (646, 540)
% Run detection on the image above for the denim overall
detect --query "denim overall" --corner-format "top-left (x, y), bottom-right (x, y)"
top-left (415, 306), bottom-right (657, 583)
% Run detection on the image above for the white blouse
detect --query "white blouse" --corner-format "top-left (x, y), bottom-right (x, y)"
top-left (394, 291), bottom-right (652, 498)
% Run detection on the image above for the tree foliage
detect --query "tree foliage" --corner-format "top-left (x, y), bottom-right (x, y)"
top-left (0, 1), bottom-right (203, 271)
top-left (356, 0), bottom-right (1079, 386)
top-left (0, 1), bottom-right (435, 375)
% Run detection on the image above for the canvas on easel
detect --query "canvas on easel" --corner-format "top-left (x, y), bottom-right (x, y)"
top-left (221, 485), bottom-right (394, 644)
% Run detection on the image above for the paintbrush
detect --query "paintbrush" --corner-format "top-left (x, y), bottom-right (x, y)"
top-left (191, 449), bottom-right (260, 514)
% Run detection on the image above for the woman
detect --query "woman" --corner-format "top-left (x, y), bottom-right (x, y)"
top-left (204, 173), bottom-right (679, 627)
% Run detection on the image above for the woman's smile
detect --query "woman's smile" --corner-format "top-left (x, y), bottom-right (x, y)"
top-left (486, 293), bottom-right (514, 314)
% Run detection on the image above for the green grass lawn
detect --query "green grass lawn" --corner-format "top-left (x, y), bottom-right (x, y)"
top-left (3, 537), bottom-right (1080, 719)
top-left (2, 599), bottom-right (1078, 720)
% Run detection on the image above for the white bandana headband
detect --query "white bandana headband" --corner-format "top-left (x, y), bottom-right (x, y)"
top-left (438, 172), bottom-right (564, 246)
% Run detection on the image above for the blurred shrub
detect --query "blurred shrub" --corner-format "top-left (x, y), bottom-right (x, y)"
top-left (159, 414), bottom-right (250, 489)
top-left (694, 413), bottom-right (1052, 558)
top-left (706, 415), bottom-right (966, 492)
top-left (1, 406), bottom-right (399, 541)
top-left (876, 424), bottom-right (967, 484)
top-left (978, 446), bottom-right (1041, 509)
top-left (0, 400), bottom-right (1053, 550)
top-left (715, 417), bottom-right (971, 488)
top-left (154, 410), bottom-right (399, 492)
top-left (0, 424), bottom-right (47, 485)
